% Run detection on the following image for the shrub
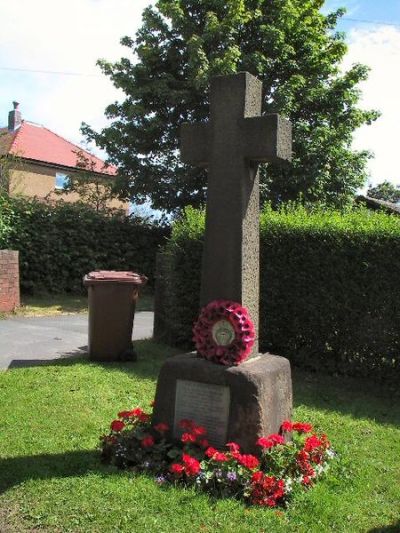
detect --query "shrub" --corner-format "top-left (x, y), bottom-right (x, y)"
top-left (157, 205), bottom-right (400, 379)
top-left (0, 195), bottom-right (168, 293)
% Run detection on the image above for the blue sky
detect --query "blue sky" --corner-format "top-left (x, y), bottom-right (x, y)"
top-left (1, 0), bottom-right (400, 193)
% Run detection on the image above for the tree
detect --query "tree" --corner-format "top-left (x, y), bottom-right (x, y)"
top-left (367, 181), bottom-right (400, 203)
top-left (54, 150), bottom-right (120, 213)
top-left (82, 0), bottom-right (379, 213)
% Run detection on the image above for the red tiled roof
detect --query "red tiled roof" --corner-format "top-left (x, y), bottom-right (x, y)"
top-left (0, 121), bottom-right (116, 175)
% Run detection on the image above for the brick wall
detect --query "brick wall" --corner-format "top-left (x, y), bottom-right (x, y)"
top-left (0, 250), bottom-right (20, 312)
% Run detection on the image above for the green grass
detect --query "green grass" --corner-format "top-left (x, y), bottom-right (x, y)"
top-left (0, 342), bottom-right (399, 532)
top-left (0, 290), bottom-right (154, 319)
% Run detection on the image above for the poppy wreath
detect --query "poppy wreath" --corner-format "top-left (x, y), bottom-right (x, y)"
top-left (192, 300), bottom-right (256, 365)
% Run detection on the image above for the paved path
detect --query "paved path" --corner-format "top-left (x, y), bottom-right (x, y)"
top-left (0, 312), bottom-right (154, 370)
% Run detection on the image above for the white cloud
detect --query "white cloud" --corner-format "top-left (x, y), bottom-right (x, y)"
top-left (343, 26), bottom-right (400, 188)
top-left (1, 1), bottom-right (399, 190)
top-left (0, 0), bottom-right (153, 153)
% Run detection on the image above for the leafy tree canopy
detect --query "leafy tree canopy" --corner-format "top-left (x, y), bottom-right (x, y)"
top-left (367, 181), bottom-right (400, 203)
top-left (82, 0), bottom-right (379, 213)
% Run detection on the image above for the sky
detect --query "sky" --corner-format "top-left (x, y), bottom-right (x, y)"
top-left (1, 0), bottom-right (400, 193)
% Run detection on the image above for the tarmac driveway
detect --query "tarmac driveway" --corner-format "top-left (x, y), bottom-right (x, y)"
top-left (0, 312), bottom-right (154, 370)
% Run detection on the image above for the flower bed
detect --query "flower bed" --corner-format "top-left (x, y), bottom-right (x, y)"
top-left (100, 405), bottom-right (335, 507)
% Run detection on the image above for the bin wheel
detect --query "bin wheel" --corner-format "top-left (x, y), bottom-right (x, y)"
top-left (119, 347), bottom-right (137, 362)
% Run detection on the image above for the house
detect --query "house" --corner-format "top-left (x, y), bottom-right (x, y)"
top-left (0, 102), bottom-right (128, 212)
top-left (355, 195), bottom-right (400, 216)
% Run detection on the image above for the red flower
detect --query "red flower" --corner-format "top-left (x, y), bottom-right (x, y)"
top-left (256, 434), bottom-right (284, 449)
top-left (181, 432), bottom-right (196, 443)
top-left (226, 442), bottom-right (240, 453)
top-left (192, 425), bottom-right (207, 436)
top-left (141, 435), bottom-right (155, 448)
top-left (213, 452), bottom-right (229, 462)
top-left (302, 476), bottom-right (312, 486)
top-left (205, 447), bottom-right (219, 459)
top-left (179, 419), bottom-right (194, 430)
top-left (281, 420), bottom-right (293, 432)
top-left (170, 463), bottom-right (184, 475)
top-left (130, 408), bottom-right (144, 418)
top-left (292, 422), bottom-right (313, 434)
top-left (118, 410), bottom-right (132, 419)
top-left (154, 422), bottom-right (169, 433)
top-left (198, 439), bottom-right (209, 448)
top-left (182, 454), bottom-right (201, 476)
top-left (110, 419), bottom-right (125, 432)
top-left (250, 472), bottom-right (285, 507)
top-left (236, 454), bottom-right (260, 470)
top-left (304, 435), bottom-right (322, 452)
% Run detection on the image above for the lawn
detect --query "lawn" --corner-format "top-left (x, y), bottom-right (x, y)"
top-left (0, 289), bottom-right (154, 319)
top-left (0, 341), bottom-right (399, 532)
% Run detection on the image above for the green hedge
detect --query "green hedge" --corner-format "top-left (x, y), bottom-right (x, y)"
top-left (0, 196), bottom-right (168, 293)
top-left (157, 206), bottom-right (400, 380)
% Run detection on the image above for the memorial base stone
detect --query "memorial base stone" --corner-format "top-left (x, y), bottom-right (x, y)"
top-left (153, 352), bottom-right (292, 454)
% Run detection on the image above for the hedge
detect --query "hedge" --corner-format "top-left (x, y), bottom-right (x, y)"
top-left (156, 205), bottom-right (400, 380)
top-left (0, 195), bottom-right (168, 294)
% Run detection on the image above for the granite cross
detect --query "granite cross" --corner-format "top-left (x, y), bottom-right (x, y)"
top-left (181, 72), bottom-right (292, 355)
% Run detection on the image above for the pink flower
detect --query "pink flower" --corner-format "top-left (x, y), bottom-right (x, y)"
top-left (226, 442), bottom-right (240, 453)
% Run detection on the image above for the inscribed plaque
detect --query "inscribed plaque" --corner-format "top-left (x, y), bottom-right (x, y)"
top-left (174, 380), bottom-right (230, 448)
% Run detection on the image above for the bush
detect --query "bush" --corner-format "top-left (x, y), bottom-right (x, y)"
top-left (0, 195), bottom-right (168, 294)
top-left (157, 205), bottom-right (400, 380)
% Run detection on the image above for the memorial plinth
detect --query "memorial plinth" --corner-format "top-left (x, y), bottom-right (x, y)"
top-left (153, 352), bottom-right (292, 454)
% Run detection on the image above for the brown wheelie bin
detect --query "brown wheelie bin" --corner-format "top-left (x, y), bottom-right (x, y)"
top-left (83, 270), bottom-right (147, 361)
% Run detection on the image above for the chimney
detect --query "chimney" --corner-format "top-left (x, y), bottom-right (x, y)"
top-left (8, 101), bottom-right (22, 132)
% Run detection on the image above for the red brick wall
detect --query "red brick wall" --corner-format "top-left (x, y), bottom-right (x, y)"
top-left (0, 250), bottom-right (20, 312)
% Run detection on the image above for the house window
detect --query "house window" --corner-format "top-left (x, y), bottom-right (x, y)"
top-left (55, 172), bottom-right (68, 190)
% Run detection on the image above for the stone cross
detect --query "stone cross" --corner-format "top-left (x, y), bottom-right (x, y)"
top-left (181, 72), bottom-right (292, 355)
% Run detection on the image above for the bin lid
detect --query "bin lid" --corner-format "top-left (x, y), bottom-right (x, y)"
top-left (83, 270), bottom-right (147, 285)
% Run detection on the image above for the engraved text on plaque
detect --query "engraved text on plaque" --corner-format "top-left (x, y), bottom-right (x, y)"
top-left (174, 380), bottom-right (230, 448)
